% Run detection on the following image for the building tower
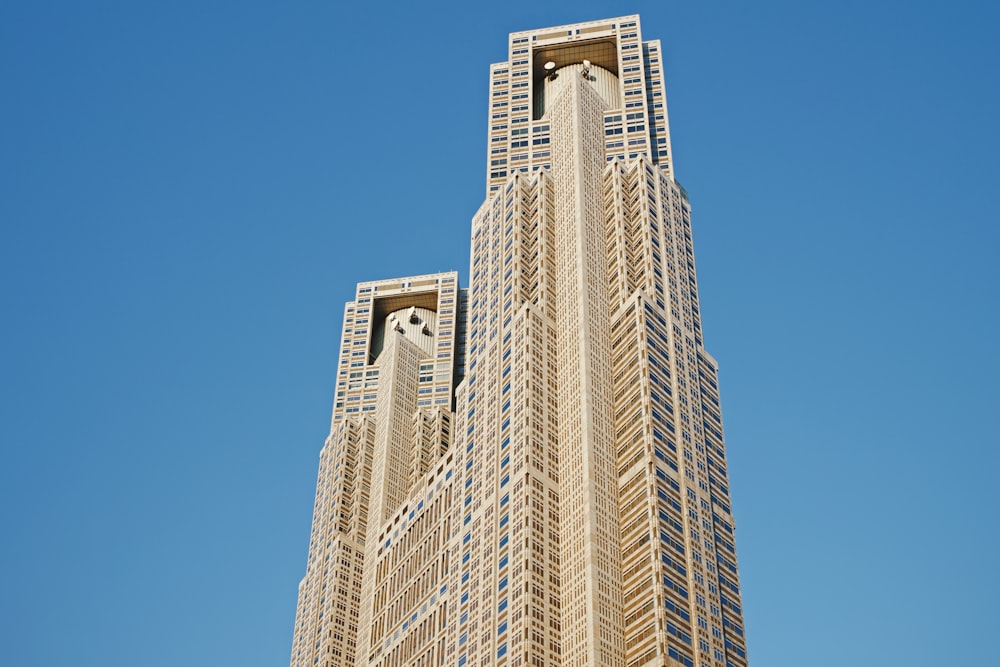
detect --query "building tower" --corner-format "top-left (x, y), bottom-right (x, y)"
top-left (289, 273), bottom-right (466, 667)
top-left (291, 15), bottom-right (749, 667)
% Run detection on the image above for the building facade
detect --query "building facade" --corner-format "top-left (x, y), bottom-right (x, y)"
top-left (291, 15), bottom-right (749, 667)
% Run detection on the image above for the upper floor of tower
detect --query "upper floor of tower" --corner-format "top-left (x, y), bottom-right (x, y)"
top-left (485, 15), bottom-right (674, 194)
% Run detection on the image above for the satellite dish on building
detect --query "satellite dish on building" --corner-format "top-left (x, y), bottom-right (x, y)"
top-left (582, 59), bottom-right (591, 77)
top-left (544, 61), bottom-right (556, 71)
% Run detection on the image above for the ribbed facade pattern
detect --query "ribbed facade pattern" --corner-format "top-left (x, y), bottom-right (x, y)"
top-left (290, 15), bottom-right (748, 667)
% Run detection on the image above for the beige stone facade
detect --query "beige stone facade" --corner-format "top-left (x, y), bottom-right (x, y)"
top-left (291, 15), bottom-right (749, 667)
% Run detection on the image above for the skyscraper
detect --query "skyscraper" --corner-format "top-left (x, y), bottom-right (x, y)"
top-left (290, 15), bottom-right (749, 667)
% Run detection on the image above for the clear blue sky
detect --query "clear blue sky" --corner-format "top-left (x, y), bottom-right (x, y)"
top-left (2, 1), bottom-right (997, 665)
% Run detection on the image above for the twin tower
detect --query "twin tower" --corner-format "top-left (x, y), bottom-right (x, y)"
top-left (290, 16), bottom-right (749, 667)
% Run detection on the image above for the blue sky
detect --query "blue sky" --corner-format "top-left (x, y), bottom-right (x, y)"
top-left (2, 1), bottom-right (998, 665)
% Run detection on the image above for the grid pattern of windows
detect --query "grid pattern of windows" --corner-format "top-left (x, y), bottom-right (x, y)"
top-left (486, 17), bottom-right (674, 195)
top-left (291, 16), bottom-right (748, 667)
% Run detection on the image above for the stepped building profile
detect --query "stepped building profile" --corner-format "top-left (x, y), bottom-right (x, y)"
top-left (290, 15), bottom-right (749, 667)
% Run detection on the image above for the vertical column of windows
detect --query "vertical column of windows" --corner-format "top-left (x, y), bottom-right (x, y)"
top-left (618, 17), bottom-right (642, 118)
top-left (489, 65), bottom-right (511, 192)
top-left (642, 181), bottom-right (741, 667)
top-left (646, 304), bottom-right (699, 667)
top-left (603, 163), bottom-right (625, 306)
top-left (605, 113), bottom-right (625, 162)
top-left (291, 413), bottom-right (373, 667)
top-left (453, 181), bottom-right (507, 667)
top-left (486, 37), bottom-right (530, 194)
top-left (435, 277), bottom-right (458, 406)
top-left (624, 110), bottom-right (647, 159)
top-left (698, 350), bottom-right (746, 666)
top-left (508, 65), bottom-right (531, 174)
top-left (618, 25), bottom-right (649, 163)
top-left (530, 123), bottom-right (551, 173)
top-left (642, 41), bottom-right (672, 170)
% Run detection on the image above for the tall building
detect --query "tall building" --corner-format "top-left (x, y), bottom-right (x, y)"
top-left (290, 15), bottom-right (749, 667)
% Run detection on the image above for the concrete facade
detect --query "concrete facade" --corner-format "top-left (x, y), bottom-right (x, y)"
top-left (290, 15), bottom-right (749, 667)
